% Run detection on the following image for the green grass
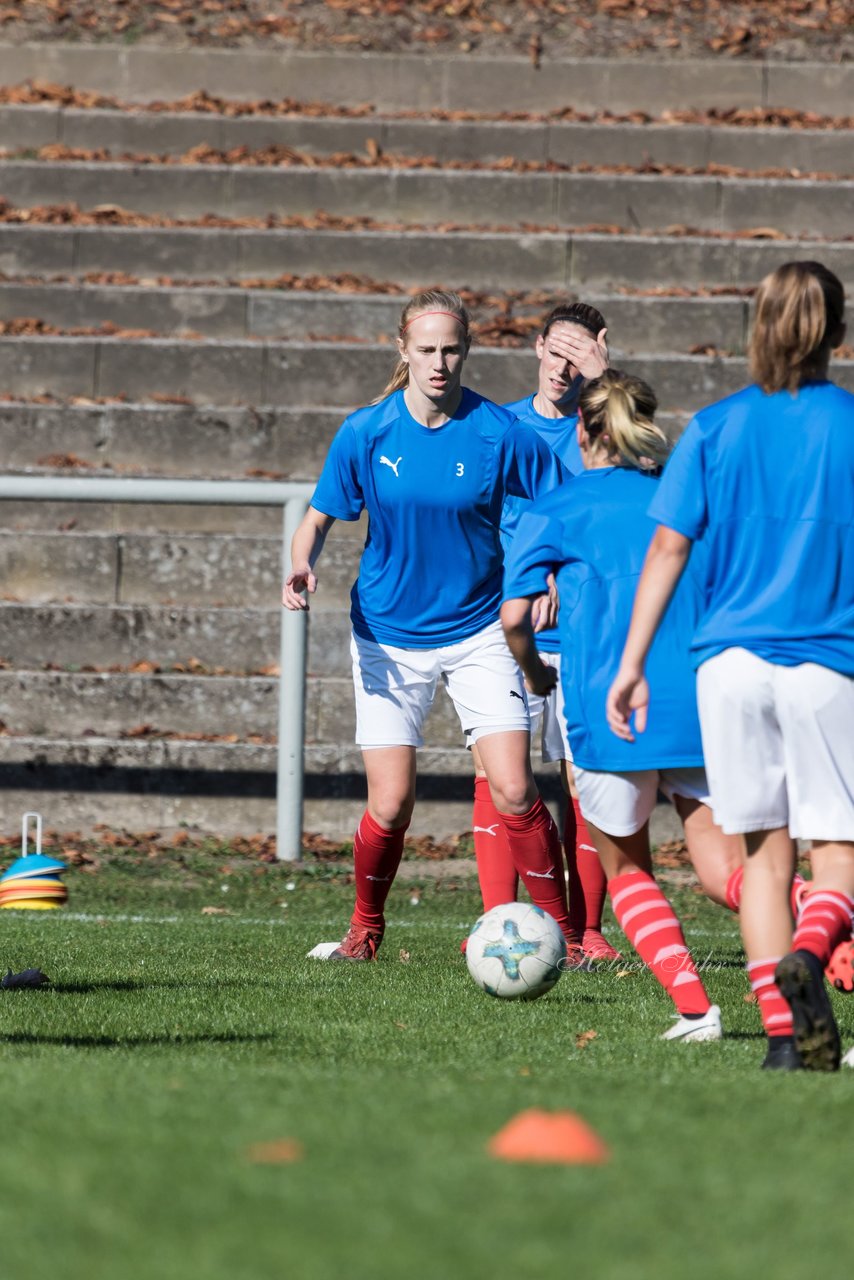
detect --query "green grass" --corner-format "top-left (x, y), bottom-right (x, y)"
top-left (0, 851), bottom-right (851, 1280)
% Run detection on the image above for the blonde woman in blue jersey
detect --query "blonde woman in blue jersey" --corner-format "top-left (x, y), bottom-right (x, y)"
top-left (284, 290), bottom-right (577, 961)
top-left (502, 371), bottom-right (742, 1043)
top-left (609, 262), bottom-right (854, 1071)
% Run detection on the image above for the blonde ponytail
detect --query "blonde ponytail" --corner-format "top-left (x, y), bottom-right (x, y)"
top-left (579, 370), bottom-right (668, 472)
top-left (371, 289), bottom-right (471, 404)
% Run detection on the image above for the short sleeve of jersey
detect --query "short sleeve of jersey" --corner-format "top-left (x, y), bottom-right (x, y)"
top-left (647, 417), bottom-right (708, 540)
top-left (310, 420), bottom-right (364, 521)
top-left (501, 424), bottom-right (570, 501)
top-left (503, 507), bottom-right (565, 603)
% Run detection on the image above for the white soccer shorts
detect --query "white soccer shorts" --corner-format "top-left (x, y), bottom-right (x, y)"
top-left (697, 647), bottom-right (854, 840)
top-left (526, 651), bottom-right (573, 763)
top-left (350, 620), bottom-right (530, 748)
top-left (572, 764), bottom-right (710, 838)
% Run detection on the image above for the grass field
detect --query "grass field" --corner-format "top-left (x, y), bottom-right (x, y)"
top-left (1, 845), bottom-right (851, 1280)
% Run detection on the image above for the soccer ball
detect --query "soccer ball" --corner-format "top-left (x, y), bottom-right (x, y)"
top-left (465, 901), bottom-right (566, 1000)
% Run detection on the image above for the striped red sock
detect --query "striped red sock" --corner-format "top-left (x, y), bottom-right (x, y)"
top-left (472, 777), bottom-right (518, 911)
top-left (608, 869), bottom-right (710, 1015)
top-left (498, 797), bottom-right (574, 945)
top-left (746, 957), bottom-right (794, 1037)
top-left (724, 867), bottom-right (806, 918)
top-left (352, 809), bottom-right (408, 930)
top-left (792, 890), bottom-right (854, 967)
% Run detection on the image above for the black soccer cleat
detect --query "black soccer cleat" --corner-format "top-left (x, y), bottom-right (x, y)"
top-left (761, 1036), bottom-right (803, 1071)
top-left (1, 967), bottom-right (50, 990)
top-left (775, 949), bottom-right (841, 1072)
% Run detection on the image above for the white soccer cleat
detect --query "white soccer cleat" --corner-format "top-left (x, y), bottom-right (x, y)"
top-left (841, 1046), bottom-right (854, 1068)
top-left (661, 1004), bottom-right (722, 1043)
top-left (306, 941), bottom-right (343, 960)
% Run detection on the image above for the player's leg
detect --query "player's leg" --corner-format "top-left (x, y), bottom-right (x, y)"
top-left (696, 648), bottom-right (802, 1066)
top-left (443, 623), bottom-right (575, 947)
top-left (773, 662), bottom-right (854, 1068)
top-left (536, 659), bottom-right (615, 957)
top-left (575, 764), bottom-right (721, 1040)
top-left (470, 741), bottom-right (518, 911)
top-left (318, 633), bottom-right (436, 961)
top-left (667, 778), bottom-right (743, 907)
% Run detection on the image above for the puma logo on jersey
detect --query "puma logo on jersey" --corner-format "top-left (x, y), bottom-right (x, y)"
top-left (509, 690), bottom-right (525, 701)
top-left (379, 455), bottom-right (403, 477)
top-left (473, 824), bottom-right (500, 837)
top-left (524, 868), bottom-right (556, 880)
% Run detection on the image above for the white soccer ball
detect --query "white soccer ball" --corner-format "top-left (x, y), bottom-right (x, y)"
top-left (466, 901), bottom-right (567, 1000)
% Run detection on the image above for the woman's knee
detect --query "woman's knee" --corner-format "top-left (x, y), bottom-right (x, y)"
top-left (368, 792), bottom-right (415, 829)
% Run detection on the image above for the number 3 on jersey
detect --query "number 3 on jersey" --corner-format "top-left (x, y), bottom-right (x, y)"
top-left (455, 462), bottom-right (465, 477)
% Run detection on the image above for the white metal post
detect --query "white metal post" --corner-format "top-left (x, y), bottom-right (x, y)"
top-left (277, 497), bottom-right (309, 862)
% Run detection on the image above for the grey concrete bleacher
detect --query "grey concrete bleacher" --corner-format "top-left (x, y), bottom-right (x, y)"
top-left (0, 43), bottom-right (851, 840)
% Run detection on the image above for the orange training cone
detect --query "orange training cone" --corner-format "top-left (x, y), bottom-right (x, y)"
top-left (488, 1108), bottom-right (610, 1165)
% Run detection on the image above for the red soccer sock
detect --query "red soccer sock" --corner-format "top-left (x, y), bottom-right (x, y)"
top-left (351, 809), bottom-right (409, 931)
top-left (608, 868), bottom-right (710, 1016)
top-left (472, 777), bottom-right (518, 911)
top-left (574, 796), bottom-right (607, 930)
top-left (724, 867), bottom-right (806, 919)
top-left (498, 797), bottom-right (575, 946)
top-left (792, 890), bottom-right (854, 968)
top-left (746, 957), bottom-right (794, 1038)
top-left (564, 798), bottom-right (606, 940)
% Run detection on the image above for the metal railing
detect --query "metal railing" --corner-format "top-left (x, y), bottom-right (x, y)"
top-left (0, 475), bottom-right (313, 860)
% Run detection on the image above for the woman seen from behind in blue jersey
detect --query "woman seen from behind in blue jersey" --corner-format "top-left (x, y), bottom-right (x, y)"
top-left (608, 262), bottom-right (854, 1071)
top-left (502, 370), bottom-right (743, 1043)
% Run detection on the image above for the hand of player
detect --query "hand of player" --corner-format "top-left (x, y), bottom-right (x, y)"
top-left (606, 665), bottom-right (649, 742)
top-left (524, 659), bottom-right (558, 698)
top-left (531, 580), bottom-right (558, 633)
top-left (283, 565), bottom-right (317, 610)
top-left (548, 326), bottom-right (609, 381)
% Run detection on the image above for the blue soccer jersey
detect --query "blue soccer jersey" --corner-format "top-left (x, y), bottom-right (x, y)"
top-left (311, 387), bottom-right (570, 649)
top-left (650, 380), bottom-right (854, 675)
top-left (503, 467), bottom-right (707, 772)
top-left (501, 394), bottom-right (584, 653)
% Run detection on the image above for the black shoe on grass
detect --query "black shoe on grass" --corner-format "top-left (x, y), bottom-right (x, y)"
top-left (1, 968), bottom-right (50, 989)
top-left (775, 949), bottom-right (840, 1072)
top-left (761, 1036), bottom-right (802, 1071)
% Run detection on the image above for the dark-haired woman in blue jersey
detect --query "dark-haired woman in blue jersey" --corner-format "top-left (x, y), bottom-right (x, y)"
top-left (502, 370), bottom-right (742, 1043)
top-left (608, 261), bottom-right (854, 1071)
top-left (284, 290), bottom-right (576, 961)
top-left (471, 302), bottom-right (620, 962)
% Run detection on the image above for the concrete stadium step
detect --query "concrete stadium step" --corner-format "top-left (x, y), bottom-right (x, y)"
top-left (1, 44), bottom-right (852, 115)
top-left (0, 400), bottom-right (344, 480)
top-left (0, 734), bottom-right (583, 840)
top-left (3, 223), bottom-right (852, 292)
top-left (0, 526), bottom-right (363, 607)
top-left (0, 282), bottom-right (766, 354)
top-left (0, 668), bottom-right (469, 748)
top-left (5, 103), bottom-right (853, 174)
top-left (2, 336), bottom-right (853, 413)
top-left (0, 400), bottom-right (688, 479)
top-left (0, 602), bottom-right (282, 669)
top-left (0, 602), bottom-right (352, 674)
top-left (2, 161), bottom-right (851, 237)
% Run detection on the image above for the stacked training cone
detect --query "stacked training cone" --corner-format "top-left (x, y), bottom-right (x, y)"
top-left (0, 813), bottom-right (67, 911)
